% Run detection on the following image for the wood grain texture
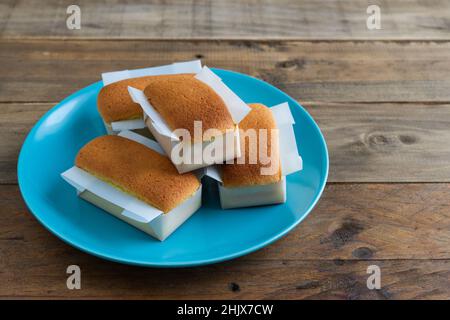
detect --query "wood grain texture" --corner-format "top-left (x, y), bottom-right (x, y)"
top-left (2, 183), bottom-right (450, 261)
top-left (3, 102), bottom-right (450, 184)
top-left (306, 102), bottom-right (450, 182)
top-left (2, 40), bottom-right (450, 104)
top-left (2, 0), bottom-right (450, 40)
top-left (1, 184), bottom-right (450, 299)
top-left (0, 103), bottom-right (49, 184)
top-left (2, 258), bottom-right (449, 299)
top-left (2, 1), bottom-right (450, 299)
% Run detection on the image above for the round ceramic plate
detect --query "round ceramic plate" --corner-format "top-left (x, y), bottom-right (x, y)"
top-left (18, 68), bottom-right (328, 267)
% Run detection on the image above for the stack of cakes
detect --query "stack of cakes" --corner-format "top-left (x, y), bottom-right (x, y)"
top-left (62, 60), bottom-right (302, 241)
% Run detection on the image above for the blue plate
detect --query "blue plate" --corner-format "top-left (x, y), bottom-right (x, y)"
top-left (18, 69), bottom-right (328, 267)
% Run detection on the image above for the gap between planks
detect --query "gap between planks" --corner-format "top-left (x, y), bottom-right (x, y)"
top-left (2, 38), bottom-right (450, 43)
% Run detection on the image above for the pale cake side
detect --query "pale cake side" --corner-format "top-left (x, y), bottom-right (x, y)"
top-left (143, 75), bottom-right (235, 142)
top-left (221, 103), bottom-right (281, 187)
top-left (75, 135), bottom-right (200, 213)
top-left (97, 74), bottom-right (196, 124)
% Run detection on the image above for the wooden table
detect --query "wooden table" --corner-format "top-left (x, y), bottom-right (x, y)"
top-left (1, 0), bottom-right (450, 299)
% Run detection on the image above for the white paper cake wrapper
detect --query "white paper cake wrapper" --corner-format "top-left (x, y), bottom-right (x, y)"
top-left (118, 130), bottom-right (211, 181)
top-left (128, 87), bottom-right (178, 140)
top-left (62, 166), bottom-right (163, 223)
top-left (110, 119), bottom-right (146, 132)
top-left (61, 130), bottom-right (175, 224)
top-left (271, 102), bottom-right (303, 176)
top-left (128, 66), bottom-right (251, 139)
top-left (195, 66), bottom-right (250, 124)
top-left (102, 60), bottom-right (203, 132)
top-left (102, 60), bottom-right (202, 86)
top-left (205, 102), bottom-right (302, 182)
top-left (118, 130), bottom-right (165, 155)
top-left (219, 177), bottom-right (286, 209)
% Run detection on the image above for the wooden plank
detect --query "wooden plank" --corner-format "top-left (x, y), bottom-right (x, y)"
top-left (2, 40), bottom-right (450, 104)
top-left (305, 102), bottom-right (450, 182)
top-left (3, 102), bottom-right (450, 183)
top-left (1, 257), bottom-right (449, 299)
top-left (1, 189), bottom-right (449, 300)
top-left (2, 183), bottom-right (449, 263)
top-left (1, 0), bottom-right (450, 40)
top-left (0, 103), bottom-right (49, 184)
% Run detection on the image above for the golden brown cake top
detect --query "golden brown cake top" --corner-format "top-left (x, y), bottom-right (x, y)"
top-left (75, 135), bottom-right (200, 213)
top-left (143, 75), bottom-right (235, 142)
top-left (98, 74), bottom-right (195, 123)
top-left (221, 103), bottom-right (281, 188)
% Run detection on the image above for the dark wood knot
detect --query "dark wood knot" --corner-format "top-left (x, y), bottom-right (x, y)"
top-left (228, 282), bottom-right (240, 292)
top-left (276, 58), bottom-right (306, 70)
top-left (324, 220), bottom-right (364, 249)
top-left (352, 247), bottom-right (374, 259)
top-left (398, 134), bottom-right (417, 145)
